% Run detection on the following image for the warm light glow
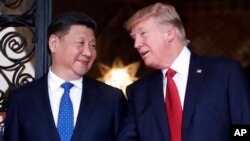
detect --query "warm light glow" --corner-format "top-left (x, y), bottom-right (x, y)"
top-left (98, 58), bottom-right (140, 94)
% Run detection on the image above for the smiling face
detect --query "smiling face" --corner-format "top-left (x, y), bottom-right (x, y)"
top-left (130, 17), bottom-right (175, 69)
top-left (49, 25), bottom-right (96, 80)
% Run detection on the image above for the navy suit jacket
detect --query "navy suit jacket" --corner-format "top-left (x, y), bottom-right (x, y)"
top-left (118, 53), bottom-right (250, 141)
top-left (4, 74), bottom-right (126, 141)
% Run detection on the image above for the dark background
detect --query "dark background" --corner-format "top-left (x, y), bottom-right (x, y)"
top-left (52, 0), bottom-right (250, 81)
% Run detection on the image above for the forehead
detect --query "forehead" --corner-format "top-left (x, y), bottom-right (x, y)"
top-left (69, 25), bottom-right (93, 32)
top-left (130, 17), bottom-right (157, 34)
top-left (68, 25), bottom-right (96, 38)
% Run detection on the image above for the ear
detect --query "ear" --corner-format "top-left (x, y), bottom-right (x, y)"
top-left (48, 35), bottom-right (59, 53)
top-left (164, 26), bottom-right (176, 42)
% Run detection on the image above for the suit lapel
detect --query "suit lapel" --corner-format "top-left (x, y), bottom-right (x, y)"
top-left (34, 75), bottom-right (60, 141)
top-left (150, 71), bottom-right (170, 141)
top-left (182, 54), bottom-right (205, 138)
top-left (71, 77), bottom-right (100, 141)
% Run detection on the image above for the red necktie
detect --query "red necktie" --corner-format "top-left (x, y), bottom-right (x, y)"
top-left (165, 68), bottom-right (182, 141)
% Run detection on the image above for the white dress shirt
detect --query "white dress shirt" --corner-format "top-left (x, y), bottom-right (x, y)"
top-left (162, 46), bottom-right (191, 109)
top-left (48, 69), bottom-right (82, 127)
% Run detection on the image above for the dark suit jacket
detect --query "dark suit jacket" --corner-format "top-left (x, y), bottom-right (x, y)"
top-left (4, 74), bottom-right (126, 141)
top-left (118, 53), bottom-right (250, 141)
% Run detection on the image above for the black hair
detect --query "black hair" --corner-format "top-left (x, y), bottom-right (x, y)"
top-left (47, 11), bottom-right (97, 38)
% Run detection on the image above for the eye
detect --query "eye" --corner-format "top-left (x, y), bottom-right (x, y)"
top-left (140, 31), bottom-right (147, 36)
top-left (77, 41), bottom-right (84, 45)
top-left (91, 44), bottom-right (96, 48)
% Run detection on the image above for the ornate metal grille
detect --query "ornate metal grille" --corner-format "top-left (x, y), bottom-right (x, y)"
top-left (0, 0), bottom-right (51, 129)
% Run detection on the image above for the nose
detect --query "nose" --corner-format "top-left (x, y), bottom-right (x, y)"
top-left (81, 45), bottom-right (92, 57)
top-left (134, 36), bottom-right (142, 49)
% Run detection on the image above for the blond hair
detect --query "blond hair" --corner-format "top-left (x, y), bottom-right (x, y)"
top-left (125, 3), bottom-right (189, 45)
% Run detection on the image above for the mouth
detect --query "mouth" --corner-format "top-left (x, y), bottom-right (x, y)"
top-left (76, 59), bottom-right (90, 66)
top-left (140, 50), bottom-right (149, 57)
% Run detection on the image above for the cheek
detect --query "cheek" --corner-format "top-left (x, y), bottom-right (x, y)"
top-left (145, 35), bottom-right (157, 45)
top-left (72, 47), bottom-right (82, 55)
top-left (91, 50), bottom-right (97, 59)
top-left (152, 42), bottom-right (165, 55)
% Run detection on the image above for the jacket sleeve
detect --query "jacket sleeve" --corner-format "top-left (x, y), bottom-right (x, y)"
top-left (228, 61), bottom-right (250, 124)
top-left (4, 91), bottom-right (21, 141)
top-left (118, 85), bottom-right (139, 141)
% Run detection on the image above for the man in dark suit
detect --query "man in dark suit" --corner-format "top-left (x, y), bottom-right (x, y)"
top-left (4, 12), bottom-right (126, 141)
top-left (118, 3), bottom-right (250, 141)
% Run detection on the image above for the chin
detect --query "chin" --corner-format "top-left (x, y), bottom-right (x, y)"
top-left (146, 62), bottom-right (160, 69)
top-left (145, 62), bottom-right (154, 68)
top-left (75, 69), bottom-right (88, 76)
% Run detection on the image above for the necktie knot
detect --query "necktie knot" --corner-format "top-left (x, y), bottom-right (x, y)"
top-left (166, 68), bottom-right (176, 78)
top-left (61, 82), bottom-right (74, 91)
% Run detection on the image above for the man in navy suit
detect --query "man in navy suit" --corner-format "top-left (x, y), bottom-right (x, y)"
top-left (118, 3), bottom-right (250, 141)
top-left (4, 12), bottom-right (126, 141)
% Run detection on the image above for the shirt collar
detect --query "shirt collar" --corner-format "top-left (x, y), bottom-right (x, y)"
top-left (48, 68), bottom-right (83, 93)
top-left (162, 46), bottom-right (191, 76)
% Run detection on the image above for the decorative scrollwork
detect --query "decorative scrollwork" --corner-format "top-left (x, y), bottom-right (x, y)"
top-left (12, 64), bottom-right (34, 88)
top-left (0, 28), bottom-right (35, 112)
top-left (4, 0), bottom-right (22, 8)
top-left (8, 33), bottom-right (25, 53)
top-left (0, 90), bottom-right (5, 111)
top-left (0, 0), bottom-right (36, 114)
top-left (0, 30), bottom-right (34, 65)
top-left (0, 0), bottom-right (36, 27)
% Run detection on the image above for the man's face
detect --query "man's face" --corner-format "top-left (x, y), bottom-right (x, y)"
top-left (130, 17), bottom-right (170, 69)
top-left (49, 25), bottom-right (96, 80)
